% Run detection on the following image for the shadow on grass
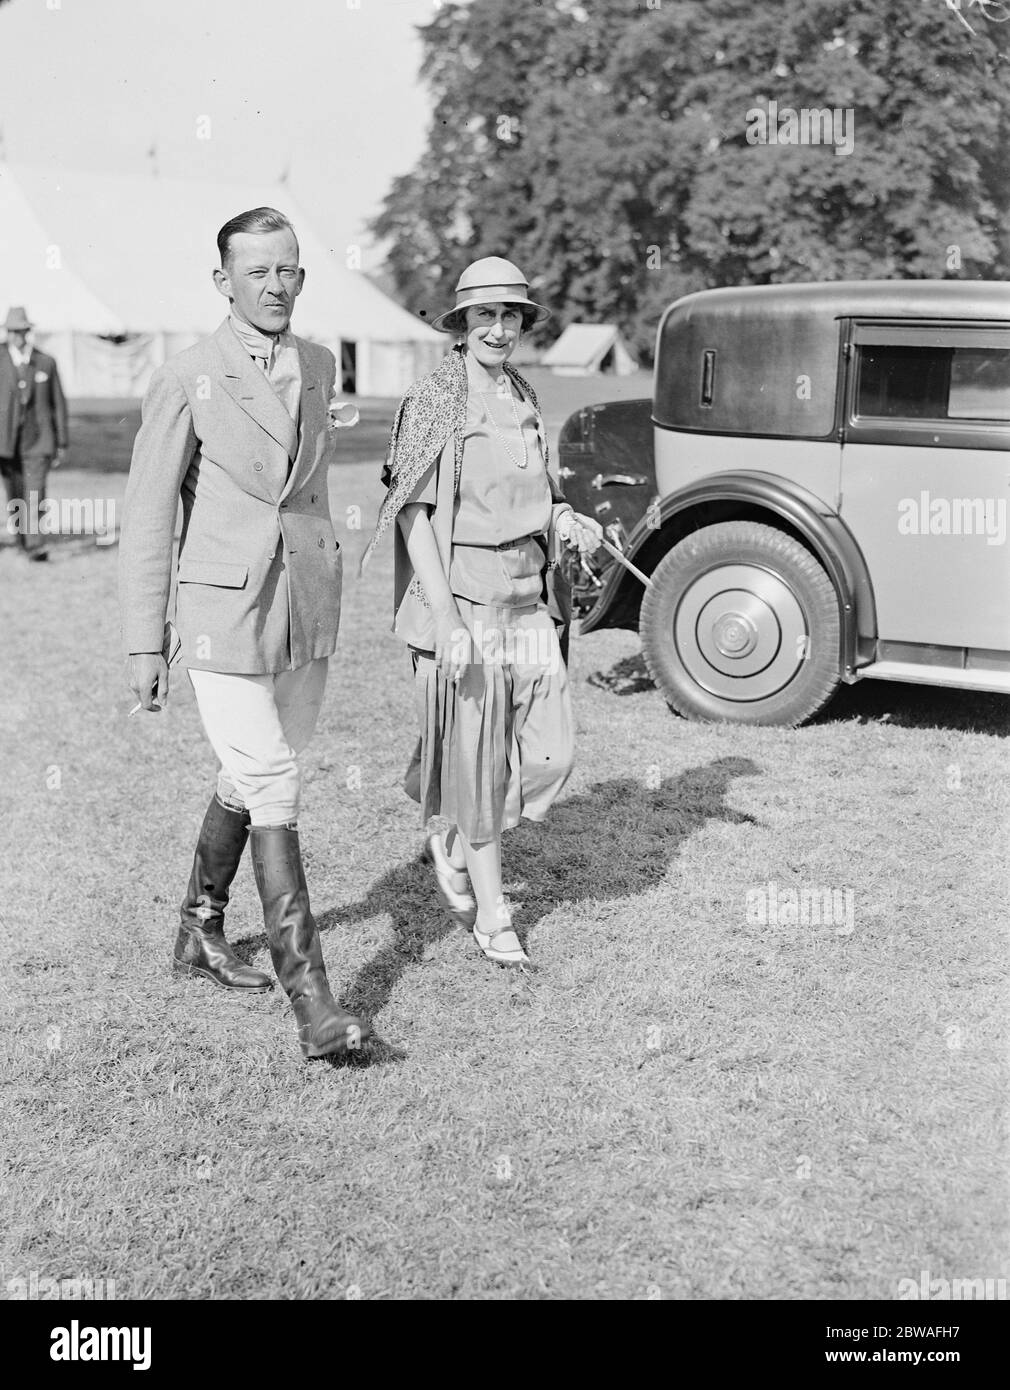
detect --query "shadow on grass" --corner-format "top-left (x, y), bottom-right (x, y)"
top-left (588, 650), bottom-right (1010, 736)
top-left (586, 652), bottom-right (656, 696)
top-left (318, 755), bottom-right (761, 1044)
top-left (814, 678), bottom-right (1010, 737)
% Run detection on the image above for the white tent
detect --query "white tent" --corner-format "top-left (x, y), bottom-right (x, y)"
top-left (541, 323), bottom-right (638, 376)
top-left (0, 162), bottom-right (444, 397)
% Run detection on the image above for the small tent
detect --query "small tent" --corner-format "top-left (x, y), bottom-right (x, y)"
top-left (0, 162), bottom-right (444, 397)
top-left (541, 323), bottom-right (638, 376)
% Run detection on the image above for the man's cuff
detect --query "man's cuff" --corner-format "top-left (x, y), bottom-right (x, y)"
top-left (124, 622), bottom-right (168, 654)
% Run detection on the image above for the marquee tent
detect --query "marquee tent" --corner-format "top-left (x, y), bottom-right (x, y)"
top-left (541, 323), bottom-right (638, 376)
top-left (0, 162), bottom-right (444, 397)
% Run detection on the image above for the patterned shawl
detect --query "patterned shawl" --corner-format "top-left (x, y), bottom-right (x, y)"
top-left (359, 343), bottom-right (551, 572)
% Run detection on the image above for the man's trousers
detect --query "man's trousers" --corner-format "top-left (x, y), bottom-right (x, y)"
top-left (187, 658), bottom-right (329, 826)
top-left (1, 449), bottom-right (52, 553)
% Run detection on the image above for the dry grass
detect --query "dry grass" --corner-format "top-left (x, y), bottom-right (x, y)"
top-left (0, 455), bottom-right (1007, 1301)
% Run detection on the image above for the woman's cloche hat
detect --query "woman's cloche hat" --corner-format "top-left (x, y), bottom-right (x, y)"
top-left (431, 257), bottom-right (551, 334)
top-left (4, 306), bottom-right (33, 332)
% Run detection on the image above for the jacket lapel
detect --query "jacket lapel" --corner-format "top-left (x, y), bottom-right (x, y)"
top-left (213, 319), bottom-right (298, 460)
top-left (16, 349), bottom-right (35, 405)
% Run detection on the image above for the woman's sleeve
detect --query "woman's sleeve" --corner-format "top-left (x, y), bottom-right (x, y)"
top-left (548, 473), bottom-right (569, 506)
top-left (402, 459), bottom-right (438, 509)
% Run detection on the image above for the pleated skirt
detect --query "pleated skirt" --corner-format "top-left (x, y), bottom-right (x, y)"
top-left (405, 597), bottom-right (575, 842)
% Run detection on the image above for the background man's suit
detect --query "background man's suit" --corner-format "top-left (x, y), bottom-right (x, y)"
top-left (0, 344), bottom-right (69, 554)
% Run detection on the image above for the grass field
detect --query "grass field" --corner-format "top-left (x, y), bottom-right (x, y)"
top-left (62, 368), bottom-right (656, 475)
top-left (1, 449), bottom-right (1008, 1301)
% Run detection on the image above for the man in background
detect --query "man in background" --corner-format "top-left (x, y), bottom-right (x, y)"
top-left (0, 306), bottom-right (69, 561)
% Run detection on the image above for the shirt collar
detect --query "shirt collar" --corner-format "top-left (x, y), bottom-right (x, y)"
top-left (229, 313), bottom-right (292, 362)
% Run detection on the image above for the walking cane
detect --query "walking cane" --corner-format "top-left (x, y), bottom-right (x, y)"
top-left (586, 537), bottom-right (655, 591)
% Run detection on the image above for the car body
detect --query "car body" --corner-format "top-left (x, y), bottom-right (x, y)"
top-left (559, 280), bottom-right (1010, 724)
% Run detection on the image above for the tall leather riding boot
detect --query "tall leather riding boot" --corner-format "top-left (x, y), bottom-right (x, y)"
top-left (173, 794), bottom-right (273, 991)
top-left (250, 825), bottom-right (371, 1059)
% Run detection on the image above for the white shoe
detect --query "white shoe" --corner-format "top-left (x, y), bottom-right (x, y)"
top-left (472, 899), bottom-right (530, 966)
top-left (426, 831), bottom-right (477, 929)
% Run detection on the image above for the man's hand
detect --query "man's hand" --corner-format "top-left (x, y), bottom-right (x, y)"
top-left (556, 509), bottom-right (604, 557)
top-left (129, 653), bottom-right (169, 712)
top-left (53, 447), bottom-right (68, 470)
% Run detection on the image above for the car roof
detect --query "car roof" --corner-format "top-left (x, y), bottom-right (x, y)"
top-left (654, 280), bottom-right (1010, 439)
top-left (664, 279), bottom-right (1010, 323)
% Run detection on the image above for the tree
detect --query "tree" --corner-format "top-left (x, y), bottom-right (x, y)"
top-left (371, 0), bottom-right (1010, 362)
top-left (369, 0), bottom-right (562, 331)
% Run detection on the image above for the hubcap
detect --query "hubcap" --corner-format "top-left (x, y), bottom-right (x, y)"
top-left (711, 611), bottom-right (758, 657)
top-left (674, 564), bottom-right (808, 701)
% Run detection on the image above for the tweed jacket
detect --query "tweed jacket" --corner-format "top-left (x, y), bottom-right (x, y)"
top-left (0, 347), bottom-right (69, 459)
top-left (119, 318), bottom-right (341, 674)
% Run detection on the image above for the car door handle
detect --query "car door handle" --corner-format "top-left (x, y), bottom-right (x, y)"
top-left (591, 472), bottom-right (649, 489)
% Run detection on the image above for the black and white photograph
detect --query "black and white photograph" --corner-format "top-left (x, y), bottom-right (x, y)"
top-left (0, 0), bottom-right (1007, 1344)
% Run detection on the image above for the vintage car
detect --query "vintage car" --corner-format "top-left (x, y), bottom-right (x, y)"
top-left (559, 280), bottom-right (1010, 724)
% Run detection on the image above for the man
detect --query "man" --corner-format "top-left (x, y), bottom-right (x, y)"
top-left (0, 306), bottom-right (69, 560)
top-left (119, 207), bottom-right (370, 1060)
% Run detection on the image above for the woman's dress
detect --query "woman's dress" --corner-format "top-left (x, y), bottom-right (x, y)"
top-left (404, 383), bottom-right (575, 841)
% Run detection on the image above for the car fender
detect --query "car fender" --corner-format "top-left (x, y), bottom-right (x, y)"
top-left (579, 470), bottom-right (877, 679)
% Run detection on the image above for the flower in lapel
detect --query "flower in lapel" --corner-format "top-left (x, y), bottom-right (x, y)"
top-left (327, 394), bottom-right (359, 430)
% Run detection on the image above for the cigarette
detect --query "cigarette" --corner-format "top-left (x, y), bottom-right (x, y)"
top-left (128, 702), bottom-right (143, 717)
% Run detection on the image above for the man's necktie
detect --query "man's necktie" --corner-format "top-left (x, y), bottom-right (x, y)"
top-left (229, 317), bottom-right (301, 424)
top-left (264, 337), bottom-right (301, 425)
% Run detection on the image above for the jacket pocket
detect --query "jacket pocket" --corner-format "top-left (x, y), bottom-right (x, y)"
top-left (177, 559), bottom-right (249, 588)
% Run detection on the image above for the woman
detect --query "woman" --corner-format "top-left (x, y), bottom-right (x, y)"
top-left (361, 257), bottom-right (602, 965)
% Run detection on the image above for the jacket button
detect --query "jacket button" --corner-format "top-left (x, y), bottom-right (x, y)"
top-left (317, 537), bottom-right (325, 548)
top-left (253, 461), bottom-right (263, 472)
top-left (311, 494), bottom-right (318, 504)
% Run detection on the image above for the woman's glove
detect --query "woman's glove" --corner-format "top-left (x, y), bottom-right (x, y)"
top-left (555, 508), bottom-right (604, 556)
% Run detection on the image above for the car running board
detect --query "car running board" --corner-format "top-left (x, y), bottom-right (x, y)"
top-left (855, 660), bottom-right (1010, 695)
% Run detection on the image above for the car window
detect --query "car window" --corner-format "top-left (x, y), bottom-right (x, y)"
top-left (948, 347), bottom-right (1010, 421)
top-left (856, 344), bottom-right (1010, 422)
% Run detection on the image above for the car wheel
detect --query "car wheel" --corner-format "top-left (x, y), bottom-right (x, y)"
top-left (639, 521), bottom-right (841, 726)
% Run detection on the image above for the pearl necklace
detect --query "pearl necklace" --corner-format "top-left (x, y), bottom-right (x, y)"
top-left (477, 378), bottom-right (529, 469)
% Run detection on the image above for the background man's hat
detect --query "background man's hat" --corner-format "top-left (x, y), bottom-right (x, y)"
top-left (431, 257), bottom-right (551, 333)
top-left (4, 306), bottom-right (33, 331)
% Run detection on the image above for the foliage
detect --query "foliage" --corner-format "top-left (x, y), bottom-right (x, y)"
top-left (371, 0), bottom-right (1010, 362)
